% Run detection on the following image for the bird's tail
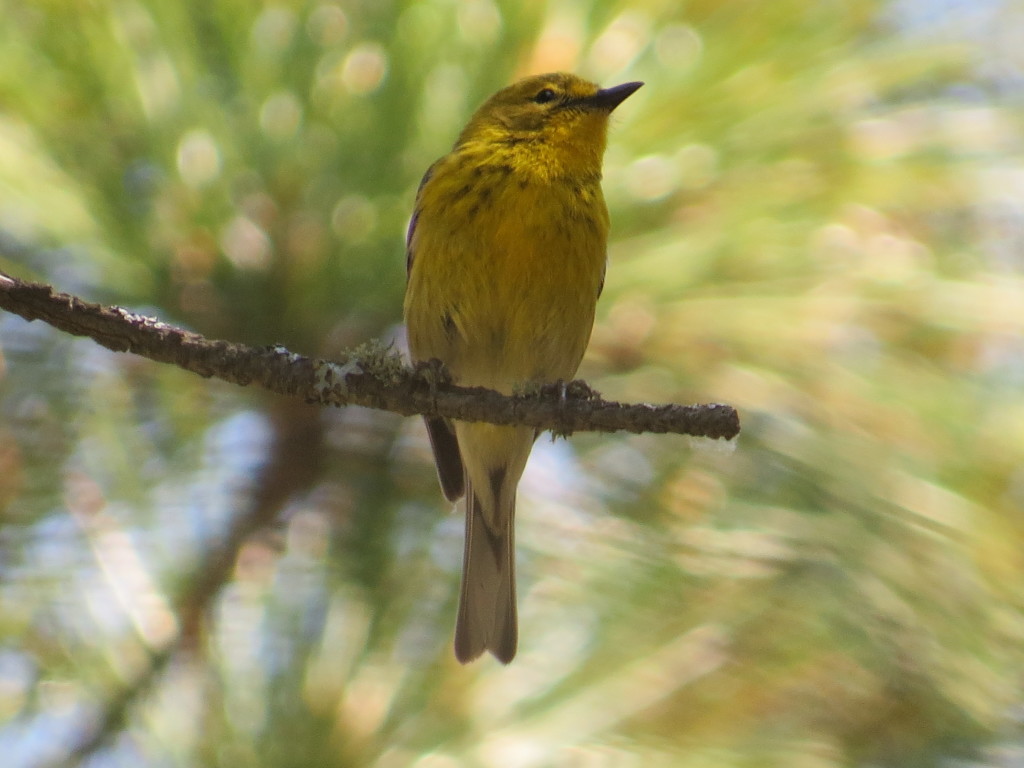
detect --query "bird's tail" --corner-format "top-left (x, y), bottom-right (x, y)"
top-left (452, 423), bottom-right (534, 663)
top-left (454, 480), bottom-right (517, 664)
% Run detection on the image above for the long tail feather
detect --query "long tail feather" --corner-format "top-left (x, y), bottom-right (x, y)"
top-left (454, 485), bottom-right (517, 663)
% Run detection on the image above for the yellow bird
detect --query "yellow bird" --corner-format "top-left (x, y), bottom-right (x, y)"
top-left (404, 73), bottom-right (642, 663)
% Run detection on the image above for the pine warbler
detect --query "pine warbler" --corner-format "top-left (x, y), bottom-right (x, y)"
top-left (404, 73), bottom-right (642, 663)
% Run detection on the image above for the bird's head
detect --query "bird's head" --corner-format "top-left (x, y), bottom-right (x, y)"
top-left (455, 73), bottom-right (642, 177)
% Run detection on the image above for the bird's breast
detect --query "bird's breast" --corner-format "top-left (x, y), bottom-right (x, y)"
top-left (405, 156), bottom-right (609, 391)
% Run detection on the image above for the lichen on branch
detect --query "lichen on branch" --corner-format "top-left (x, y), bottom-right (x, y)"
top-left (0, 272), bottom-right (740, 440)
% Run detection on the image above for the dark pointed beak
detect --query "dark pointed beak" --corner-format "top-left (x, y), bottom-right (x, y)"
top-left (585, 81), bottom-right (644, 112)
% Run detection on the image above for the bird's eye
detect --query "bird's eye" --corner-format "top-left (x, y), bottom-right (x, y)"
top-left (532, 88), bottom-right (557, 104)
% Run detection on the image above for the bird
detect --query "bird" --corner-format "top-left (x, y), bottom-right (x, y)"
top-left (404, 72), bottom-right (642, 663)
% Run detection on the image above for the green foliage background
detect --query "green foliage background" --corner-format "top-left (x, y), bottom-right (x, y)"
top-left (0, 0), bottom-right (1022, 766)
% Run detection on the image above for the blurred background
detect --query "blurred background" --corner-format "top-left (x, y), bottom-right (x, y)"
top-left (1, 0), bottom-right (1023, 765)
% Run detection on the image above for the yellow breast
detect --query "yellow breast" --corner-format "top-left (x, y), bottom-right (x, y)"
top-left (405, 150), bottom-right (608, 392)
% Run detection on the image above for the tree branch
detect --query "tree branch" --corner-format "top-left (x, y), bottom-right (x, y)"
top-left (0, 272), bottom-right (740, 440)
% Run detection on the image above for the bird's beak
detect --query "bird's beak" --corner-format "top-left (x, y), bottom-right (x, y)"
top-left (584, 81), bottom-right (644, 112)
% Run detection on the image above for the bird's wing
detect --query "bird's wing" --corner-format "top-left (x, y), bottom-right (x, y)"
top-left (406, 162), bottom-right (437, 277)
top-left (405, 160), bottom-right (466, 502)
